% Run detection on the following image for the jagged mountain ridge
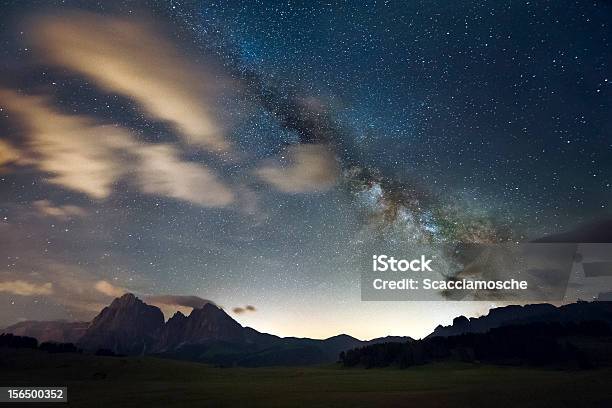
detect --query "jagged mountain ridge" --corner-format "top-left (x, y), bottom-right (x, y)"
top-left (34, 293), bottom-right (412, 366)
top-left (78, 293), bottom-right (165, 355)
top-left (6, 294), bottom-right (610, 367)
top-left (153, 303), bottom-right (284, 356)
top-left (428, 301), bottom-right (612, 338)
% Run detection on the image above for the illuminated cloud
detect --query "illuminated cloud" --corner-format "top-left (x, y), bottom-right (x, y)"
top-left (0, 280), bottom-right (53, 296)
top-left (0, 139), bottom-right (22, 169)
top-left (94, 280), bottom-right (127, 298)
top-left (145, 295), bottom-right (216, 309)
top-left (33, 199), bottom-right (87, 219)
top-left (0, 90), bottom-right (234, 207)
top-left (145, 295), bottom-right (217, 319)
top-left (0, 260), bottom-right (138, 323)
top-left (28, 12), bottom-right (228, 151)
top-left (135, 145), bottom-right (234, 207)
top-left (256, 144), bottom-right (339, 193)
top-left (0, 89), bottom-right (134, 198)
top-left (233, 305), bottom-right (257, 314)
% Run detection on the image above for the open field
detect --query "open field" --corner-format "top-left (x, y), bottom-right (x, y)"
top-left (1, 348), bottom-right (611, 407)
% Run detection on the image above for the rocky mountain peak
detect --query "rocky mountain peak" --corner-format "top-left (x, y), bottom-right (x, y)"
top-left (110, 293), bottom-right (139, 307)
top-left (78, 293), bottom-right (164, 355)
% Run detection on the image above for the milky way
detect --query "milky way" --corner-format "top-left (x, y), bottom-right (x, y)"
top-left (0, 0), bottom-right (610, 339)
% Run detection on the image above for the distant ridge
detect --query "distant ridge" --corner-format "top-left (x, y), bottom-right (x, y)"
top-left (428, 300), bottom-right (612, 338)
top-left (1, 293), bottom-right (411, 366)
top-left (343, 301), bottom-right (612, 369)
top-left (1, 320), bottom-right (88, 344)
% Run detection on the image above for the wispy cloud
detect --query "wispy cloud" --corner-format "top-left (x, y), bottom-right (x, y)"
top-left (135, 145), bottom-right (234, 207)
top-left (0, 89), bottom-right (134, 198)
top-left (28, 12), bottom-right (229, 151)
top-left (0, 280), bottom-right (53, 296)
top-left (145, 295), bottom-right (217, 319)
top-left (233, 305), bottom-right (257, 314)
top-left (94, 280), bottom-right (127, 298)
top-left (256, 144), bottom-right (339, 193)
top-left (0, 89), bottom-right (234, 207)
top-left (0, 139), bottom-right (22, 170)
top-left (33, 199), bottom-right (87, 220)
top-left (0, 261), bottom-right (136, 323)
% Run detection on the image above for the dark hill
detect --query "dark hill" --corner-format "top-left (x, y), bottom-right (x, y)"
top-left (342, 301), bottom-right (612, 369)
top-left (1, 320), bottom-right (87, 344)
top-left (428, 301), bottom-right (612, 338)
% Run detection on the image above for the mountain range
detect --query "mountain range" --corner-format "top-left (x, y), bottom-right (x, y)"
top-left (2, 294), bottom-right (412, 366)
top-left (428, 300), bottom-right (612, 337)
top-left (343, 301), bottom-right (612, 368)
top-left (5, 294), bottom-right (611, 367)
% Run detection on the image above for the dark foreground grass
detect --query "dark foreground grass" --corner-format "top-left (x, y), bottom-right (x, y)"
top-left (1, 348), bottom-right (611, 407)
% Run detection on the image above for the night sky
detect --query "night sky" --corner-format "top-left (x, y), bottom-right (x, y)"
top-left (0, 0), bottom-right (610, 339)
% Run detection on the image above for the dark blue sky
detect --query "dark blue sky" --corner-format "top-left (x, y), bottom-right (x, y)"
top-left (0, 0), bottom-right (610, 338)
top-left (165, 0), bottom-right (611, 229)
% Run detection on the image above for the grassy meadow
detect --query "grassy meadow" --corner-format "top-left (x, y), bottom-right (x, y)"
top-left (1, 348), bottom-right (611, 407)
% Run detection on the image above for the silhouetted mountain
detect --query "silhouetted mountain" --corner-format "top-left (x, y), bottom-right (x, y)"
top-left (342, 304), bottom-right (612, 369)
top-left (152, 306), bottom-right (412, 366)
top-left (167, 333), bottom-right (414, 367)
top-left (2, 320), bottom-right (87, 344)
top-left (428, 301), bottom-right (612, 338)
top-left (3, 294), bottom-right (414, 366)
top-left (71, 293), bottom-right (414, 366)
top-left (365, 335), bottom-right (412, 344)
top-left (78, 293), bottom-right (164, 355)
top-left (154, 303), bottom-right (248, 352)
